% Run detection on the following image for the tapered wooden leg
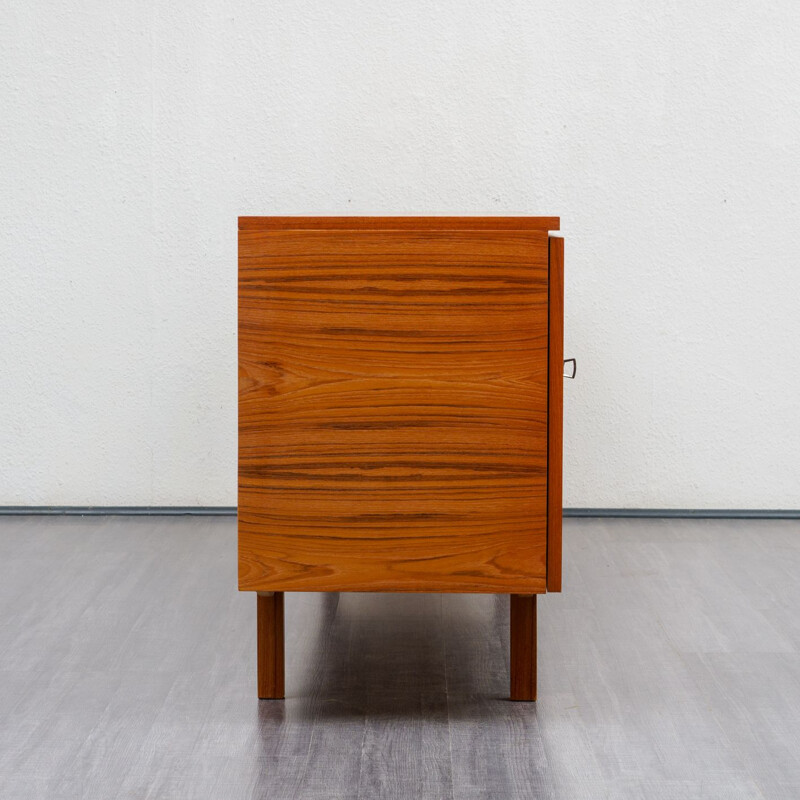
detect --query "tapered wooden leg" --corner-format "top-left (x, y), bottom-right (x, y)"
top-left (257, 592), bottom-right (284, 699)
top-left (510, 594), bottom-right (537, 701)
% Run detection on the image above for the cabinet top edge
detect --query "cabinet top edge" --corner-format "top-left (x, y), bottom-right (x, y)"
top-left (239, 216), bottom-right (560, 232)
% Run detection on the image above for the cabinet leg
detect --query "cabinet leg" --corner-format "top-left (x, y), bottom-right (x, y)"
top-left (510, 594), bottom-right (537, 701)
top-left (257, 592), bottom-right (284, 699)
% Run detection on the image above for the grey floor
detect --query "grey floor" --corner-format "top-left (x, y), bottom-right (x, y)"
top-left (1, 517), bottom-right (800, 799)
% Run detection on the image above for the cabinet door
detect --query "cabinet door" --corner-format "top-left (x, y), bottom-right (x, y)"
top-left (239, 221), bottom-right (550, 593)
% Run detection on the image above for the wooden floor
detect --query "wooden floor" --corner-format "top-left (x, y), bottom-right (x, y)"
top-left (1, 516), bottom-right (799, 799)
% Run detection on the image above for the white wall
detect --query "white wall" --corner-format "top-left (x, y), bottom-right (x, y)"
top-left (2, 1), bottom-right (799, 508)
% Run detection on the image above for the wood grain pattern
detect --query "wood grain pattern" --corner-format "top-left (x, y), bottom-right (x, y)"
top-left (257, 592), bottom-right (284, 699)
top-left (239, 216), bottom-right (560, 232)
top-left (509, 593), bottom-right (537, 701)
top-left (239, 223), bottom-right (552, 593)
top-left (547, 236), bottom-right (564, 593)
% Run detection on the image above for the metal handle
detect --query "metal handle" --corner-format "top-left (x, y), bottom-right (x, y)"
top-left (563, 358), bottom-right (576, 379)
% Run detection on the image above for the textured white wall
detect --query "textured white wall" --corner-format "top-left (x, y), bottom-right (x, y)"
top-left (1, 1), bottom-right (799, 508)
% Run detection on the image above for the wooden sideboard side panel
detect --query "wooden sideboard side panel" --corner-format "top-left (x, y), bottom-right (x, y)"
top-left (239, 225), bottom-right (550, 594)
top-left (547, 236), bottom-right (564, 593)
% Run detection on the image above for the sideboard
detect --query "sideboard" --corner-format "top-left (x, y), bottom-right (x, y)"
top-left (238, 216), bottom-right (563, 701)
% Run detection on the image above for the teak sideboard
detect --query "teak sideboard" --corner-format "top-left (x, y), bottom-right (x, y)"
top-left (238, 216), bottom-right (563, 701)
